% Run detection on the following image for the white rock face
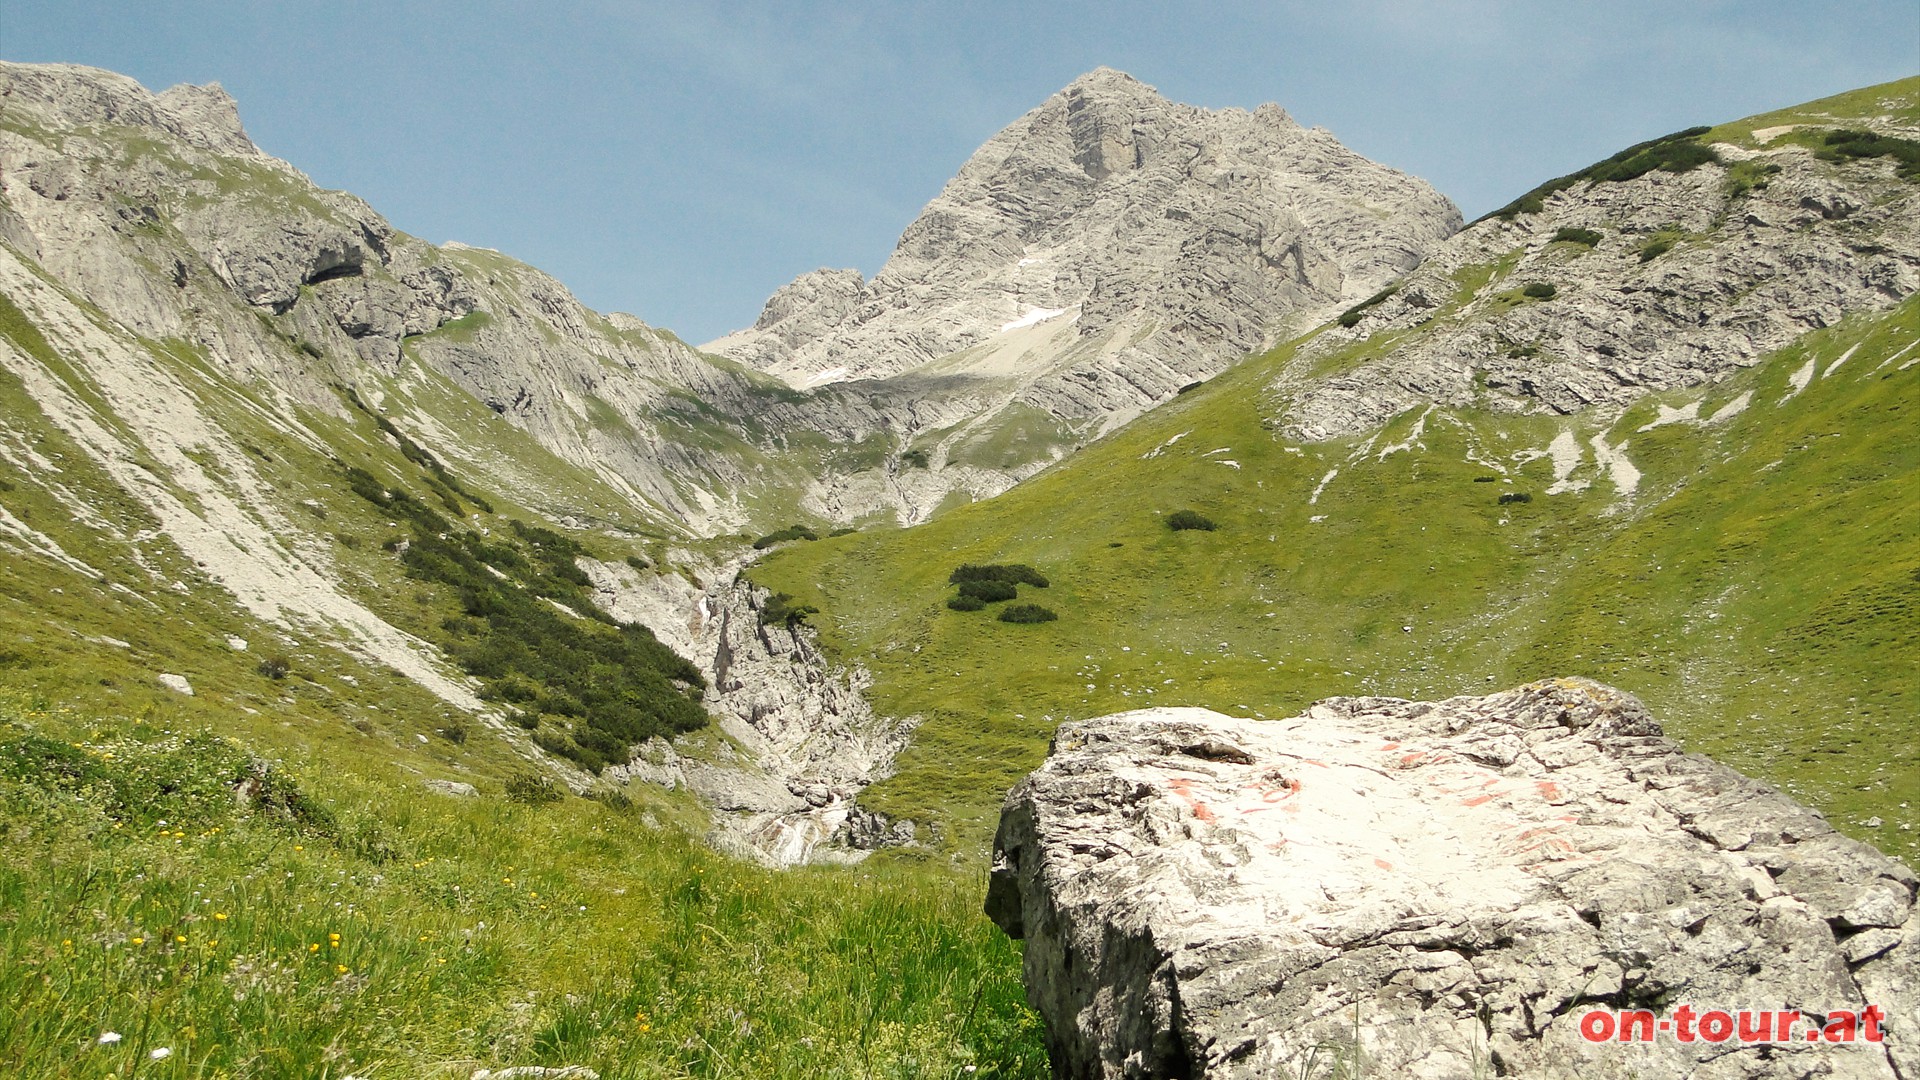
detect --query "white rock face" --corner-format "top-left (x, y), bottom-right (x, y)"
top-left (1272, 128), bottom-right (1920, 442)
top-left (714, 68), bottom-right (1459, 391)
top-left (989, 680), bottom-right (1917, 1079)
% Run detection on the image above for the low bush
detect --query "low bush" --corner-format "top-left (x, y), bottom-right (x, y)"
top-left (947, 595), bottom-right (986, 612)
top-left (503, 772), bottom-right (564, 805)
top-left (1724, 160), bottom-right (1782, 199)
top-left (760, 592), bottom-right (818, 628)
top-left (957, 579), bottom-right (1017, 603)
top-left (1167, 509), bottom-right (1217, 532)
top-left (1177, 380), bottom-right (1205, 395)
top-left (257, 655), bottom-right (291, 680)
top-left (752, 524), bottom-right (819, 550)
top-left (900, 449), bottom-right (930, 469)
top-left (1499, 492), bottom-right (1534, 505)
top-left (950, 564), bottom-right (1050, 588)
top-left (1522, 283), bottom-right (1558, 300)
top-left (1473, 475), bottom-right (1498, 483)
top-left (1638, 235), bottom-right (1678, 263)
top-left (625, 554), bottom-right (649, 571)
top-left (1817, 129), bottom-right (1920, 181)
top-left (998, 604), bottom-right (1058, 624)
top-left (1336, 285), bottom-right (1399, 328)
top-left (1484, 126), bottom-right (1715, 221)
top-left (1551, 227), bottom-right (1603, 247)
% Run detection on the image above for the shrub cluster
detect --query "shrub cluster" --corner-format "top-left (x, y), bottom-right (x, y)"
top-left (950, 564), bottom-right (1050, 588)
top-left (1337, 285), bottom-right (1399, 328)
top-left (1484, 127), bottom-right (1716, 221)
top-left (998, 604), bottom-right (1058, 624)
top-left (1522, 283), bottom-right (1558, 300)
top-left (342, 385), bottom-right (493, 515)
top-left (945, 563), bottom-right (1052, 616)
top-left (760, 592), bottom-right (818, 628)
top-left (1167, 509), bottom-right (1218, 532)
top-left (1551, 227), bottom-right (1603, 247)
top-left (1638, 235), bottom-right (1678, 263)
top-left (1499, 491), bottom-right (1534, 505)
top-left (1816, 129), bottom-right (1920, 181)
top-left (346, 462), bottom-right (706, 774)
top-left (752, 524), bottom-right (819, 549)
top-left (900, 448), bottom-right (930, 469)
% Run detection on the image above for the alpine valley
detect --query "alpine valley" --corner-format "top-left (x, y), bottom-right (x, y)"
top-left (0, 59), bottom-right (1915, 1078)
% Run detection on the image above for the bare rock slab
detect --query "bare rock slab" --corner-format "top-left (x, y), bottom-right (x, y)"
top-left (987, 679), bottom-right (1917, 1079)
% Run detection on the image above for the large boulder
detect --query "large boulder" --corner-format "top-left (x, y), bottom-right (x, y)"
top-left (987, 679), bottom-right (1917, 1078)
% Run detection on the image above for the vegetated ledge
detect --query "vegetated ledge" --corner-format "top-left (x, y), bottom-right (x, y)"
top-left (987, 679), bottom-right (1918, 1078)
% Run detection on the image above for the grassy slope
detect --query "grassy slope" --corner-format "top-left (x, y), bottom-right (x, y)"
top-left (754, 296), bottom-right (1920, 857)
top-left (0, 288), bottom-right (1046, 1076)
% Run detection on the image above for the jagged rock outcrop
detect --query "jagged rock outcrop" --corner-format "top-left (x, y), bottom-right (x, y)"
top-left (988, 680), bottom-right (1918, 1079)
top-left (1275, 106), bottom-right (1920, 441)
top-left (585, 559), bottom-right (916, 864)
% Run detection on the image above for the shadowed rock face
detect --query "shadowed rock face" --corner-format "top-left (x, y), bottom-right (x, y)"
top-left (988, 680), bottom-right (1918, 1079)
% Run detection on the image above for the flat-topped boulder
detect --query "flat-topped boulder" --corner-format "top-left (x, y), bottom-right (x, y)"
top-left (987, 679), bottom-right (1917, 1078)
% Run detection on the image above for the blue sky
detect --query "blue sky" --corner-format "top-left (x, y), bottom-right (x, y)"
top-left (6, 1), bottom-right (1916, 342)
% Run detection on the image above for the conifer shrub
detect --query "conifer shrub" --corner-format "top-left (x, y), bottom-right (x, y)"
top-left (1499, 491), bottom-right (1534, 504)
top-left (504, 773), bottom-right (564, 805)
top-left (1638, 235), bottom-right (1678, 262)
top-left (949, 564), bottom-right (1050, 588)
top-left (1337, 285), bottom-right (1399, 328)
top-left (1522, 282), bottom-right (1558, 300)
top-left (760, 592), bottom-right (819, 628)
top-left (1483, 126), bottom-right (1716, 221)
top-left (998, 603), bottom-right (1058, 624)
top-left (1167, 509), bottom-right (1218, 531)
top-left (900, 449), bottom-right (930, 469)
top-left (947, 595), bottom-right (986, 612)
top-left (752, 524), bottom-right (820, 549)
top-left (1551, 227), bottom-right (1603, 247)
top-left (957, 579), bottom-right (1018, 603)
top-left (1816, 129), bottom-right (1920, 180)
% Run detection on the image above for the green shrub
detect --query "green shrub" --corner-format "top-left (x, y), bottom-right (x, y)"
top-left (957, 579), bottom-right (1017, 603)
top-left (998, 604), bottom-right (1058, 624)
top-left (1638, 235), bottom-right (1678, 263)
top-left (1551, 227), bottom-right (1603, 247)
top-left (1473, 475), bottom-right (1498, 483)
top-left (1483, 126), bottom-right (1715, 221)
top-left (257, 655), bottom-right (291, 680)
top-left (760, 591), bottom-right (819, 628)
top-left (947, 595), bottom-right (986, 612)
top-left (1499, 492), bottom-right (1534, 505)
top-left (829, 526), bottom-right (858, 537)
top-left (949, 564), bottom-right (1050, 588)
top-left (1724, 160), bottom-right (1782, 199)
top-left (1336, 285), bottom-right (1399, 328)
top-left (900, 449), bottom-right (930, 469)
top-left (1522, 282), bottom-right (1558, 300)
top-left (752, 524), bottom-right (820, 550)
top-left (625, 554), bottom-right (650, 571)
top-left (504, 772), bottom-right (564, 805)
top-left (1817, 128), bottom-right (1920, 180)
top-left (1167, 509), bottom-right (1217, 532)
top-left (1176, 380), bottom-right (1205, 395)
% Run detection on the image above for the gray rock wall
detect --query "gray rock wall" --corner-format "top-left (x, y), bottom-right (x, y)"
top-left (989, 681), bottom-right (1917, 1078)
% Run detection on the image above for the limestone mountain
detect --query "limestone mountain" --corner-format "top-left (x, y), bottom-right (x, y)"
top-left (711, 68), bottom-right (1460, 520)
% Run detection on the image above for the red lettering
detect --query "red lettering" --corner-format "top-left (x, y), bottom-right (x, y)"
top-left (1775, 1010), bottom-right (1801, 1042)
top-left (1863, 1005), bottom-right (1885, 1043)
top-left (1738, 1010), bottom-right (1773, 1043)
top-left (1672, 1005), bottom-right (1697, 1043)
top-left (1824, 1012), bottom-right (1857, 1043)
top-left (1698, 1010), bottom-right (1734, 1043)
top-left (1579, 1010), bottom-right (1615, 1043)
top-left (1618, 1010), bottom-right (1655, 1042)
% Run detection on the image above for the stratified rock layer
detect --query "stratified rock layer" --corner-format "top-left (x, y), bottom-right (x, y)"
top-left (988, 680), bottom-right (1917, 1079)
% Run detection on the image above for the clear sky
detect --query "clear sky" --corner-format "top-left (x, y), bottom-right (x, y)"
top-left (5, 1), bottom-right (1916, 342)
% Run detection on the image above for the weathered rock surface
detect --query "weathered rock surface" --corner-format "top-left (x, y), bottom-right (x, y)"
top-left (585, 558), bottom-right (916, 864)
top-left (1274, 111), bottom-right (1920, 441)
top-left (711, 67), bottom-right (1460, 519)
top-left (988, 680), bottom-right (1917, 1078)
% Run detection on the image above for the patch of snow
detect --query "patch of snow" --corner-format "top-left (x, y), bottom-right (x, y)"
top-left (1203, 447), bottom-right (1232, 457)
top-left (1215, 459), bottom-right (1240, 469)
top-left (1376, 406), bottom-right (1433, 460)
top-left (1780, 356), bottom-right (1816, 402)
top-left (1871, 338), bottom-right (1919, 374)
top-left (1309, 468), bottom-right (1339, 505)
top-left (999, 306), bottom-right (1069, 334)
top-left (1544, 431), bottom-right (1587, 494)
top-left (1141, 430), bottom-right (1190, 460)
top-left (801, 366), bottom-right (850, 389)
top-left (1636, 401), bottom-right (1700, 432)
top-left (1822, 343), bottom-right (1860, 378)
top-left (1017, 257), bottom-right (1044, 266)
top-left (1589, 434), bottom-right (1640, 497)
top-left (1706, 392), bottom-right (1752, 424)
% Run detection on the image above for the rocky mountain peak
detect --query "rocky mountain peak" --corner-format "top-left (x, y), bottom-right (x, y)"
top-left (1, 62), bottom-right (259, 158)
top-left (708, 67), bottom-right (1459, 506)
